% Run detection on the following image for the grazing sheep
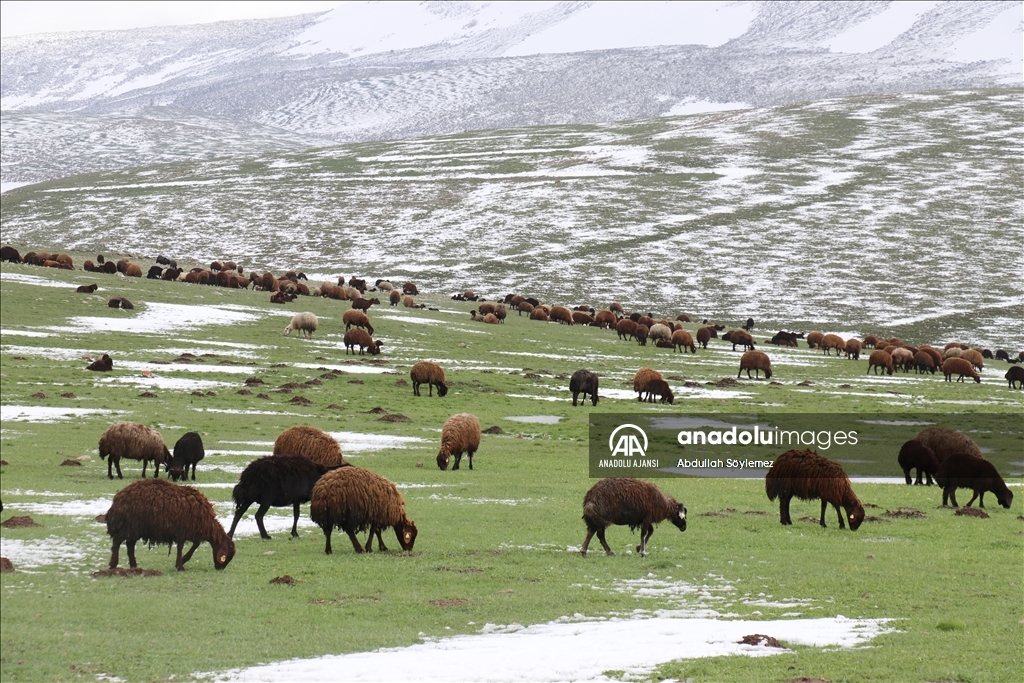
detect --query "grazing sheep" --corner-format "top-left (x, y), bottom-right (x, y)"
top-left (845, 338), bottom-right (862, 360)
top-left (862, 335), bottom-right (879, 348)
top-left (642, 378), bottom-right (674, 404)
top-left (375, 280), bottom-right (394, 292)
top-left (919, 345), bottom-right (944, 369)
top-left (765, 449), bottom-right (865, 530)
top-left (995, 349), bottom-right (1012, 362)
top-left (76, 283), bottom-right (99, 294)
top-left (1, 245), bottom-right (22, 263)
top-left (284, 312), bottom-right (318, 338)
top-left (146, 265), bottom-right (163, 279)
top-left (806, 331), bottom-right (824, 349)
top-left (580, 478), bottom-right (686, 558)
top-left (960, 349), bottom-right (984, 371)
top-left (410, 361), bottom-right (448, 397)
top-left (529, 307), bottom-right (549, 322)
top-left (743, 317), bottom-right (755, 331)
top-left (98, 422), bottom-right (171, 480)
top-left (403, 295), bottom-right (415, 308)
top-left (572, 311), bottom-right (596, 325)
top-left (168, 432), bottom-right (205, 482)
top-left (125, 263), bottom-right (143, 278)
top-left (86, 354), bottom-right (113, 372)
top-left (351, 297), bottom-right (380, 312)
top-left (106, 478), bottom-right (235, 571)
top-left (478, 302), bottom-right (497, 316)
top-left (616, 319), bottom-right (637, 341)
top-left (549, 306), bottom-right (574, 325)
top-left (648, 323), bottom-right (673, 344)
top-left (436, 413), bottom-right (482, 471)
top-left (389, 290), bottom-right (401, 306)
top-left (913, 426), bottom-right (982, 465)
top-left (890, 347), bottom-right (914, 372)
top-left (913, 351), bottom-right (937, 374)
top-left (943, 341), bottom-right (965, 351)
top-left (518, 301), bottom-right (535, 316)
top-left (273, 425), bottom-right (347, 468)
top-left (161, 267), bottom-right (183, 281)
top-left (107, 296), bottom-right (134, 310)
top-left (867, 350), bottom-right (894, 375)
top-left (943, 347), bottom-right (963, 360)
top-left (676, 314), bottom-right (692, 322)
top-left (1006, 366), bottom-right (1024, 389)
top-left (342, 309), bottom-right (374, 336)
top-left (738, 351), bottom-right (772, 379)
top-left (819, 333), bottom-right (845, 356)
top-left (936, 453), bottom-right (1013, 509)
top-left (594, 310), bottom-right (618, 329)
top-left (897, 440), bottom-right (940, 485)
top-left (671, 329), bottom-right (696, 353)
top-left (228, 454), bottom-right (343, 539)
top-left (403, 282), bottom-right (419, 295)
top-left (633, 367), bottom-right (663, 401)
top-left (696, 327), bottom-right (713, 349)
top-left (722, 329), bottom-right (755, 351)
top-left (310, 467), bottom-right (418, 554)
top-left (569, 369), bottom-right (599, 406)
top-left (635, 324), bottom-right (649, 347)
top-left (942, 357), bottom-right (981, 383)
top-left (344, 328), bottom-right (383, 355)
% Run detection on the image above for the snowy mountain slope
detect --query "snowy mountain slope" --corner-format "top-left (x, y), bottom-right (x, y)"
top-left (1, 1), bottom-right (1020, 183)
top-left (3, 89), bottom-right (1021, 346)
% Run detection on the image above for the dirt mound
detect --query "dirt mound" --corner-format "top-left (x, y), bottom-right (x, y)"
top-left (237, 389), bottom-right (253, 395)
top-left (482, 425), bottom-right (504, 434)
top-left (288, 396), bottom-right (313, 405)
top-left (190, 391), bottom-right (205, 397)
top-left (429, 598), bottom-right (469, 608)
top-left (278, 382), bottom-right (305, 390)
top-left (326, 404), bottom-right (344, 410)
top-left (884, 507), bottom-right (927, 519)
top-left (366, 407), bottom-right (388, 414)
top-left (787, 677), bottom-right (830, 683)
top-left (744, 510), bottom-right (771, 516)
top-left (60, 392), bottom-right (76, 398)
top-left (379, 414), bottom-right (410, 422)
top-left (955, 507), bottom-right (989, 518)
top-left (394, 379), bottom-right (409, 386)
top-left (864, 516), bottom-right (889, 523)
top-left (700, 511), bottom-right (728, 517)
top-left (797, 516), bottom-right (820, 523)
top-left (92, 567), bottom-right (162, 578)
top-left (256, 393), bottom-right (270, 400)
top-left (244, 376), bottom-right (265, 386)
top-left (712, 378), bottom-right (739, 387)
top-left (2, 516), bottom-right (39, 528)
top-left (797, 380), bottom-right (813, 386)
top-left (0, 557), bottom-right (14, 572)
top-left (270, 575), bottom-right (296, 585)
top-left (30, 392), bottom-right (46, 399)
top-left (0, 460), bottom-right (8, 465)
top-left (59, 459), bottom-right (81, 466)
top-left (139, 391), bottom-right (158, 398)
top-left (348, 379), bottom-right (365, 385)
top-left (738, 634), bottom-right (782, 647)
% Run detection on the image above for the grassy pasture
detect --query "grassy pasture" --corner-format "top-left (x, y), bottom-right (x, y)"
top-left (0, 260), bottom-right (1022, 682)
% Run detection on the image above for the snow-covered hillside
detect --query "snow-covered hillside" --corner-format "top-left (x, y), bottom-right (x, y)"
top-left (1, 1), bottom-right (1020, 183)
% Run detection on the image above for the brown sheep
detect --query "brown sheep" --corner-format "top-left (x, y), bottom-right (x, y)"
top-left (738, 350), bottom-right (772, 379)
top-left (342, 309), bottom-right (374, 335)
top-left (0, 245), bottom-right (22, 263)
top-left (86, 354), bottom-right (113, 372)
top-left (722, 329), bottom-right (755, 351)
top-left (616, 319), bottom-right (637, 341)
top-left (389, 290), bottom-right (402, 306)
top-left (478, 302), bottom-right (497, 315)
top-left (403, 282), bottom-right (419, 295)
top-left (125, 263), bottom-right (143, 278)
top-left (529, 307), bottom-right (549, 322)
top-left (436, 413), bottom-right (482, 470)
top-left (845, 338), bottom-right (862, 360)
top-left (696, 327), bottom-right (713, 348)
top-left (106, 478), bottom-right (235, 571)
top-left (549, 306), bottom-right (574, 325)
top-left (1006, 366), bottom-right (1024, 389)
top-left (913, 351), bottom-right (937, 374)
top-left (867, 350), bottom-right (894, 375)
top-left (572, 311), bottom-right (596, 325)
top-left (635, 324), bottom-right (649, 346)
top-left (862, 335), bottom-right (878, 348)
top-left (890, 347), bottom-right (914, 372)
top-left (494, 304), bottom-right (507, 323)
top-left (671, 329), bottom-right (696, 353)
top-left (960, 349), bottom-right (984, 371)
top-left (580, 478), bottom-right (686, 558)
top-left (273, 425), bottom-right (347, 468)
top-left (83, 259), bottom-right (99, 272)
top-left (403, 295), bottom-right (415, 308)
top-left (76, 283), bottom-right (99, 294)
top-left (344, 328), bottom-right (383, 355)
top-left (632, 367), bottom-right (662, 401)
top-left (942, 357), bottom-right (981, 383)
top-left (609, 302), bottom-right (625, 314)
top-left (942, 341), bottom-right (966, 351)
top-left (518, 301), bottom-right (535, 316)
top-left (913, 426), bottom-right (981, 463)
top-left (319, 282), bottom-right (347, 300)
top-left (819, 333), bottom-right (845, 356)
top-left (897, 439), bottom-right (940, 485)
top-left (936, 454), bottom-right (1013, 509)
top-left (594, 310), bottom-right (618, 329)
top-left (351, 297), bottom-right (380, 312)
top-left (508, 295), bottom-right (525, 309)
top-left (98, 422), bottom-right (171, 480)
top-left (806, 331), bottom-right (823, 349)
top-left (108, 296), bottom-right (134, 310)
top-left (410, 361), bottom-right (448, 397)
top-left (642, 378), bottom-right (674, 404)
top-left (919, 345), bottom-right (944, 368)
top-left (676, 314), bottom-right (691, 323)
top-left (765, 449), bottom-right (865, 530)
top-left (482, 313), bottom-right (499, 324)
top-left (311, 467), bottom-right (417, 554)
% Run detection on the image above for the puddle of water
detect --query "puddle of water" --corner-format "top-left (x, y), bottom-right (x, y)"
top-left (505, 415), bottom-right (562, 424)
top-left (327, 431), bottom-right (430, 453)
top-left (7, 498), bottom-right (112, 517)
top-left (56, 302), bottom-right (264, 334)
top-left (0, 405), bottom-right (115, 422)
top-left (0, 273), bottom-right (74, 288)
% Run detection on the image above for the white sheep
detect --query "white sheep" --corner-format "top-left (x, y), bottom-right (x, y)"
top-left (284, 311), bottom-right (318, 338)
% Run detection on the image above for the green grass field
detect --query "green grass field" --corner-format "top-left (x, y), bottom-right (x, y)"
top-left (1, 259), bottom-right (1022, 682)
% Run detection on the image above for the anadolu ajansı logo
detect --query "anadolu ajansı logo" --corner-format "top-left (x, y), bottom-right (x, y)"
top-left (608, 424), bottom-right (648, 458)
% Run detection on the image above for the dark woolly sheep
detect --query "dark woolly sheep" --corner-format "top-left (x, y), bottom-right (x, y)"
top-left (478, 302), bottom-right (497, 315)
top-left (671, 329), bottom-right (696, 353)
top-left (890, 347), bottom-right (915, 372)
top-left (351, 297), bottom-right (380, 312)
top-left (936, 453), bottom-right (1013, 509)
top-left (897, 440), bottom-right (940, 486)
top-left (146, 265), bottom-right (163, 279)
top-left (942, 357), bottom-right (981, 383)
top-left (642, 378), bottom-right (674, 404)
top-left (580, 478), bottom-right (686, 558)
top-left (86, 354), bottom-right (113, 372)
top-left (1006, 366), bottom-right (1024, 389)
top-left (108, 296), bottom-right (134, 310)
top-left (743, 317), bottom-right (755, 331)
top-left (913, 351), bottom-right (937, 374)
top-left (861, 335), bottom-right (878, 348)
top-left (76, 283), bottom-right (99, 293)
top-left (342, 309), bottom-right (374, 336)
top-left (344, 328), bottom-right (383, 355)
top-left (155, 255), bottom-right (174, 267)
top-left (609, 302), bottom-right (624, 314)
top-left (570, 369), bottom-right (599, 406)
top-left (738, 351), bottom-right (772, 379)
top-left (311, 467), bottom-right (417, 554)
top-left (766, 449), bottom-right (865, 530)
top-left (518, 301), bottom-right (535, 316)
top-left (994, 349), bottom-right (1012, 362)
top-left (410, 361), bottom-right (448, 397)
top-left (124, 263), bottom-right (143, 278)
top-left (655, 340), bottom-right (675, 349)
top-left (696, 327), bottom-right (713, 349)
top-left (633, 367), bottom-right (662, 401)
top-left (168, 432), bottom-right (205, 482)
top-left (403, 282), bottom-right (419, 295)
top-left (913, 426), bottom-right (981, 463)
top-left (960, 349), bottom-right (984, 371)
top-left (572, 311), bottom-right (596, 325)
top-left (676, 314), bottom-right (691, 323)
top-left (273, 425), bottom-right (347, 468)
top-left (867, 350), bottom-right (894, 375)
top-left (436, 413), bottom-right (481, 470)
top-left (818, 333), bottom-right (844, 356)
top-left (228, 454), bottom-right (344, 539)
top-left (494, 303), bottom-right (507, 323)
top-left (161, 267), bottom-right (182, 281)
top-left (101, 261), bottom-right (118, 274)
top-left (84, 259), bottom-right (100, 272)
top-left (549, 306), bottom-right (574, 325)
top-left (529, 307), bottom-right (550, 322)
top-left (616, 319), bottom-right (637, 341)
top-left (919, 345), bottom-right (944, 369)
top-left (1, 245), bottom-right (22, 263)
top-left (722, 329), bottom-right (755, 351)
top-left (636, 315), bottom-right (655, 329)
top-left (389, 289), bottom-right (402, 306)
top-left (284, 311), bottom-right (318, 338)
top-left (594, 310), bottom-right (618, 329)
top-left (806, 331), bottom-right (824, 349)
top-left (348, 276), bottom-right (368, 293)
top-left (98, 422), bottom-right (171, 479)
top-left (270, 291), bottom-right (295, 304)
top-left (106, 478), bottom-right (235, 571)
top-left (845, 338), bottom-right (862, 360)
top-left (635, 324), bottom-right (649, 347)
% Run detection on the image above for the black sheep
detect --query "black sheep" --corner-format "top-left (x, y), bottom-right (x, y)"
top-left (1006, 366), bottom-right (1024, 389)
top-left (569, 369), bottom-right (599, 406)
top-left (897, 439), bottom-right (940, 485)
top-left (936, 453), bottom-right (1013, 509)
top-left (168, 432), bottom-right (205, 482)
top-left (146, 265), bottom-right (163, 279)
top-left (228, 455), bottom-right (346, 539)
top-left (581, 478), bottom-right (686, 557)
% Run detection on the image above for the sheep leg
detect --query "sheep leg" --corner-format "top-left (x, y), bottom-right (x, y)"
top-left (924, 472), bottom-right (934, 486)
top-left (141, 459), bottom-right (148, 478)
top-left (106, 457), bottom-right (115, 480)
top-left (468, 448), bottom-right (476, 470)
top-left (453, 452), bottom-right (462, 470)
top-left (779, 495), bottom-right (793, 525)
top-left (290, 502), bottom-right (301, 538)
top-left (375, 527), bottom-right (388, 552)
top-left (818, 499), bottom-right (829, 528)
top-left (228, 503), bottom-right (251, 538)
top-left (580, 529), bottom-right (595, 557)
top-left (254, 503), bottom-right (272, 539)
top-left (323, 527), bottom-right (333, 555)
top-left (190, 463), bottom-right (197, 480)
top-left (153, 460), bottom-right (161, 478)
top-left (596, 528), bottom-right (614, 556)
top-left (344, 527), bottom-right (365, 553)
top-left (834, 503), bottom-right (846, 529)
top-left (126, 539), bottom-right (138, 568)
top-left (965, 490), bottom-right (980, 508)
top-left (109, 539), bottom-right (122, 569)
top-left (573, 393), bottom-right (579, 407)
top-left (903, 467), bottom-right (913, 485)
top-left (179, 541), bottom-right (200, 569)
top-left (946, 488), bottom-right (959, 508)
top-left (114, 458), bottom-right (123, 479)
top-left (427, 383), bottom-right (434, 397)
top-left (637, 524), bottom-right (654, 557)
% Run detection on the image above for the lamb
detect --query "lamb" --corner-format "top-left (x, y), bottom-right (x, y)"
top-left (76, 283), bottom-right (99, 294)
top-left (98, 422), bottom-right (171, 479)
top-left (569, 369), bottom-right (599, 406)
top-left (722, 329), bottom-right (755, 351)
top-left (942, 357), bottom-right (981, 383)
top-left (845, 338), bottom-right (862, 360)
top-left (342, 309), bottom-right (374, 335)
top-left (228, 454), bottom-right (344, 539)
top-left (633, 367), bottom-right (663, 401)
top-left (738, 350), bottom-right (772, 379)
top-left (310, 467), bottom-right (418, 554)
top-left (1006, 366), bottom-right (1024, 389)
top-left (273, 425), bottom-right (347, 468)
top-left (743, 317), bottom-right (755, 331)
top-left (168, 432), bottom-right (205, 482)
top-left (897, 439), bottom-right (940, 485)
top-left (913, 426), bottom-right (981, 463)
top-left (806, 331), bottom-right (824, 349)
top-left (86, 354), bottom-right (113, 372)
top-left (580, 478), bottom-right (686, 557)
top-left (648, 323), bottom-right (673, 344)
top-left (936, 453), bottom-right (1013, 509)
top-left (671, 329), bottom-right (696, 353)
top-left (549, 306), bottom-right (574, 325)
top-left (867, 349), bottom-right (894, 375)
top-left (284, 311), bottom-right (318, 338)
top-left (642, 378), bottom-right (674, 404)
top-left (344, 328), bottom-right (383, 355)
top-left (765, 449), bottom-right (865, 530)
top-left (410, 361), bottom-right (448, 397)
top-left (819, 333), bottom-right (845, 356)
top-left (108, 296), bottom-right (134, 309)
top-left (436, 413), bottom-right (481, 470)
top-left (106, 478), bottom-right (235, 571)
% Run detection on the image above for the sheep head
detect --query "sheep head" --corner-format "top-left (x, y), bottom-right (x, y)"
top-left (395, 521), bottom-right (418, 551)
top-left (670, 504), bottom-right (687, 532)
top-left (844, 501), bottom-right (865, 531)
top-left (997, 489), bottom-right (1013, 509)
top-left (436, 452), bottom-right (450, 470)
top-left (436, 383), bottom-right (448, 398)
top-left (213, 538), bottom-right (236, 570)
